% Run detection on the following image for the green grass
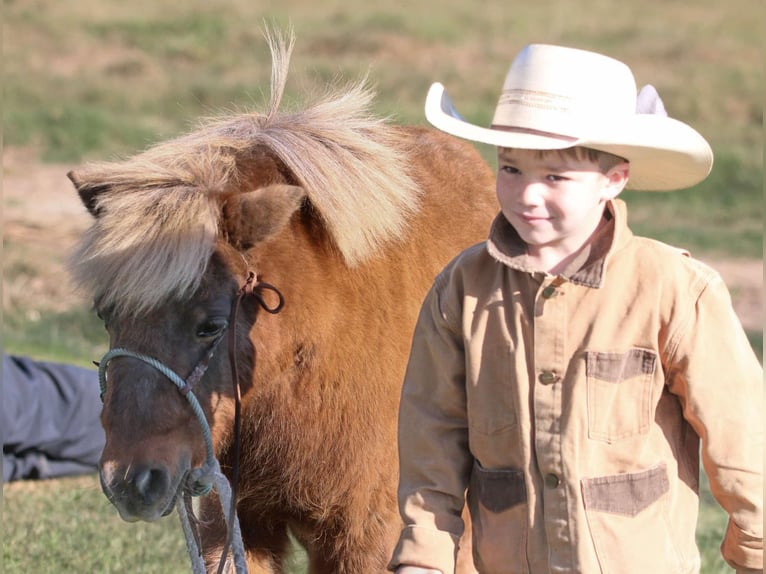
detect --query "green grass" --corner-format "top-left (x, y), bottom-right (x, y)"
top-left (3, 477), bottom-right (312, 574)
top-left (0, 472), bottom-right (734, 574)
top-left (3, 477), bottom-right (189, 574)
top-left (3, 307), bottom-right (108, 368)
top-left (621, 152), bottom-right (763, 258)
top-left (2, 1), bottom-right (760, 572)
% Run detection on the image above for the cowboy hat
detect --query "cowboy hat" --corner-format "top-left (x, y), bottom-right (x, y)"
top-left (425, 44), bottom-right (713, 190)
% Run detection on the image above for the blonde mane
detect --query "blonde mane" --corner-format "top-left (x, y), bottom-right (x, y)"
top-left (69, 30), bottom-right (421, 315)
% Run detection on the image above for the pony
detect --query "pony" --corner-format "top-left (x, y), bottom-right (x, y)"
top-left (67, 31), bottom-right (497, 573)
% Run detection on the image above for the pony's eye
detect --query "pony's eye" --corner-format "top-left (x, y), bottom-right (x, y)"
top-left (196, 318), bottom-right (228, 339)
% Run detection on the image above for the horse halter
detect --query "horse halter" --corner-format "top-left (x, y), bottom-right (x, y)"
top-left (96, 271), bottom-right (285, 573)
top-left (97, 272), bottom-right (283, 491)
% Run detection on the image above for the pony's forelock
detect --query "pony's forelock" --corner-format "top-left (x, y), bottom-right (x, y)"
top-left (69, 29), bottom-right (420, 315)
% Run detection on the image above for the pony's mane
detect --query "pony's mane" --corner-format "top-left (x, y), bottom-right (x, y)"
top-left (69, 30), bottom-right (421, 315)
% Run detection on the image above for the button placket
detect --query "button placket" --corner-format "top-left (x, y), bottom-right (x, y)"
top-left (532, 277), bottom-right (572, 561)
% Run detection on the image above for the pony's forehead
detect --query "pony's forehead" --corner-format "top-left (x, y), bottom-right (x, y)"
top-left (73, 184), bottom-right (222, 316)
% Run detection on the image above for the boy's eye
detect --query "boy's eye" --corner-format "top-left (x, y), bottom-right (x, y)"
top-left (547, 174), bottom-right (568, 182)
top-left (501, 165), bottom-right (520, 175)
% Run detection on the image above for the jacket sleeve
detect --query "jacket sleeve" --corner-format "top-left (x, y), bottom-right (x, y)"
top-left (388, 274), bottom-right (474, 574)
top-left (665, 273), bottom-right (763, 571)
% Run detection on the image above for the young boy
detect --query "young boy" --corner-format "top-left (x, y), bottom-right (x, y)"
top-left (388, 44), bottom-right (762, 574)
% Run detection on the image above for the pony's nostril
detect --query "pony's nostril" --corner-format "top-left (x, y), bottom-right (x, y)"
top-left (131, 466), bottom-right (170, 505)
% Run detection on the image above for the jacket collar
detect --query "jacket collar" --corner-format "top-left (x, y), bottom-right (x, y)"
top-left (486, 199), bottom-right (633, 288)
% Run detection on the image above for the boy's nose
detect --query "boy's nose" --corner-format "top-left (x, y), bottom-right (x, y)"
top-left (518, 180), bottom-right (546, 205)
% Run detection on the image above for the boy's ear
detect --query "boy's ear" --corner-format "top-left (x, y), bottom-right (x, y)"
top-left (603, 162), bottom-right (630, 199)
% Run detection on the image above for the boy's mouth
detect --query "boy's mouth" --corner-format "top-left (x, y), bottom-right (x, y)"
top-left (518, 213), bottom-right (550, 224)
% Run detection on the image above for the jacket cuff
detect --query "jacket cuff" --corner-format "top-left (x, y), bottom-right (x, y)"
top-left (721, 518), bottom-right (763, 571)
top-left (387, 525), bottom-right (460, 574)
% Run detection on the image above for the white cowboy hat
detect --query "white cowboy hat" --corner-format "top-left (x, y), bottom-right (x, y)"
top-left (425, 44), bottom-right (713, 191)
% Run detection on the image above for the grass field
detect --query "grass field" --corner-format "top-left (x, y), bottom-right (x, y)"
top-left (0, 471), bottom-right (741, 573)
top-left (2, 0), bottom-right (761, 572)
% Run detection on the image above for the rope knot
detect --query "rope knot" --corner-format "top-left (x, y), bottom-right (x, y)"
top-left (178, 459), bottom-right (249, 574)
top-left (186, 463), bottom-right (216, 496)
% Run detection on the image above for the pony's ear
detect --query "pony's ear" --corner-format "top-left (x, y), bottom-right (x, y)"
top-left (222, 184), bottom-right (306, 249)
top-left (67, 170), bottom-right (108, 217)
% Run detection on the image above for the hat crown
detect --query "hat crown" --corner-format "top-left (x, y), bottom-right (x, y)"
top-left (492, 44), bottom-right (637, 137)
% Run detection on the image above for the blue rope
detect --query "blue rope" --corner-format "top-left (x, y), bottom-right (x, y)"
top-left (98, 347), bottom-right (216, 495)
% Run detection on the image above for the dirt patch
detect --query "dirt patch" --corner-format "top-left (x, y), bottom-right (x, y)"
top-left (3, 148), bottom-right (91, 315)
top-left (3, 146), bottom-right (763, 331)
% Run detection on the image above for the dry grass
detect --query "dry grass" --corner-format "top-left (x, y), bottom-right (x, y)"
top-left (5, 0), bottom-right (761, 160)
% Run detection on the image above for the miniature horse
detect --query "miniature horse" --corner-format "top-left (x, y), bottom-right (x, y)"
top-left (67, 32), bottom-right (497, 573)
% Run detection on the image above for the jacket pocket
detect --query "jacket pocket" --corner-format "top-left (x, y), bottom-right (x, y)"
top-left (581, 464), bottom-right (686, 574)
top-left (467, 461), bottom-right (529, 574)
top-left (585, 348), bottom-right (657, 442)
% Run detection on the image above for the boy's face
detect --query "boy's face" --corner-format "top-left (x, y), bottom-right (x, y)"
top-left (496, 148), bottom-right (628, 261)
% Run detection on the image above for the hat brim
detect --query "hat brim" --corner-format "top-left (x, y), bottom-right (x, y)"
top-left (425, 82), bottom-right (713, 191)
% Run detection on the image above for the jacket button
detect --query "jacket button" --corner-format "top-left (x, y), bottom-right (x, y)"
top-left (538, 370), bottom-right (559, 385)
top-left (542, 285), bottom-right (557, 298)
top-left (545, 473), bottom-right (560, 488)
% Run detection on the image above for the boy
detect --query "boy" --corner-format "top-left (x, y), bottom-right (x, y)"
top-left (388, 45), bottom-right (762, 573)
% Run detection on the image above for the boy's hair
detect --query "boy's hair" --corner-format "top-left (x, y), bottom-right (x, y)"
top-left (502, 146), bottom-right (627, 174)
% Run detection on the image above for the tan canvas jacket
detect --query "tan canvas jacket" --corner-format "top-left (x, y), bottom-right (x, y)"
top-left (390, 200), bottom-right (763, 574)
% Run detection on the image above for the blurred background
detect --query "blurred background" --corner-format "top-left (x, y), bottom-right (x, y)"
top-left (3, 1), bottom-right (761, 572)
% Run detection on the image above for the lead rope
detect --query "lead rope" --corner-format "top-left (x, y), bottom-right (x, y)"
top-left (177, 458), bottom-right (247, 574)
top-left (97, 272), bottom-right (284, 574)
